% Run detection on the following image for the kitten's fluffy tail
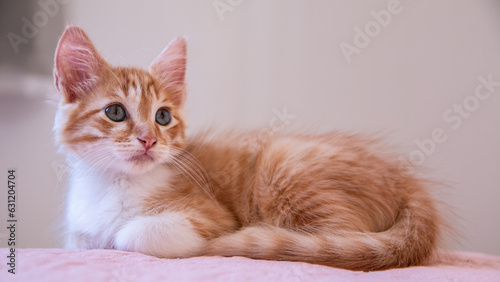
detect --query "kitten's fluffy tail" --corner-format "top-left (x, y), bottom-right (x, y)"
top-left (205, 197), bottom-right (439, 271)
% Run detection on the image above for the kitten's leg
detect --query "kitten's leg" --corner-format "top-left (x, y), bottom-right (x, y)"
top-left (113, 212), bottom-right (205, 258)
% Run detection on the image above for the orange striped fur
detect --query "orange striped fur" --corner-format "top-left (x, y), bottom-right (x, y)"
top-left (53, 26), bottom-right (441, 271)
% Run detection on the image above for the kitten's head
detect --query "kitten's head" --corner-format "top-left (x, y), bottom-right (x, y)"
top-left (53, 26), bottom-right (187, 174)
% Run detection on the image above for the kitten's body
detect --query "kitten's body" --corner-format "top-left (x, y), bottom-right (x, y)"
top-left (54, 26), bottom-right (440, 271)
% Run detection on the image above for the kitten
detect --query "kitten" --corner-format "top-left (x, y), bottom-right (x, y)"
top-left (53, 25), bottom-right (440, 271)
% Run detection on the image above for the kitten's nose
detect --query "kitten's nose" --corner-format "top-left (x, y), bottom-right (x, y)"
top-left (137, 135), bottom-right (157, 150)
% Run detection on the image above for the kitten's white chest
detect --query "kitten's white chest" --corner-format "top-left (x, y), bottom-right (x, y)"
top-left (65, 167), bottom-right (168, 248)
top-left (66, 175), bottom-right (130, 248)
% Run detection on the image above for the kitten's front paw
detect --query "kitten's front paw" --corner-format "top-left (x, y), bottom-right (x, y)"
top-left (114, 212), bottom-right (205, 258)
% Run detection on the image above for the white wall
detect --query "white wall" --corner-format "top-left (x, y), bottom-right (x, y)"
top-left (0, 0), bottom-right (499, 256)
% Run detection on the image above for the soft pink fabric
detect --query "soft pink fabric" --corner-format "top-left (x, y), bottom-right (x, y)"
top-left (1, 248), bottom-right (499, 281)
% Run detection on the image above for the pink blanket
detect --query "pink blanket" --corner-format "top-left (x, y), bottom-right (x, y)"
top-left (1, 248), bottom-right (499, 281)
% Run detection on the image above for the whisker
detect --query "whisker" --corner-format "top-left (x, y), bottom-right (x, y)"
top-left (169, 148), bottom-right (220, 208)
top-left (59, 147), bottom-right (109, 178)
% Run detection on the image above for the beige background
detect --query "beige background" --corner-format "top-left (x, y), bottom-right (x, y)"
top-left (0, 0), bottom-right (499, 256)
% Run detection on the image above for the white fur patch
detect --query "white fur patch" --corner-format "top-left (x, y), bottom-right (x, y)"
top-left (114, 212), bottom-right (205, 258)
top-left (65, 164), bottom-right (174, 249)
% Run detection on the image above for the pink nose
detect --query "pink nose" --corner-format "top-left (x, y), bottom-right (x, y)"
top-left (137, 136), bottom-right (157, 150)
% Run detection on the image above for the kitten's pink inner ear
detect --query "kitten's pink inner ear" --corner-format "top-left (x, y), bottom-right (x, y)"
top-left (149, 36), bottom-right (187, 106)
top-left (54, 25), bottom-right (107, 103)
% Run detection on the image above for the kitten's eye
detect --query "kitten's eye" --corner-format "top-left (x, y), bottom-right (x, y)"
top-left (155, 108), bottom-right (171, 126)
top-left (105, 104), bottom-right (127, 122)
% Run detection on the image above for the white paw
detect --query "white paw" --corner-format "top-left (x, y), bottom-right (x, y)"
top-left (114, 212), bottom-right (205, 258)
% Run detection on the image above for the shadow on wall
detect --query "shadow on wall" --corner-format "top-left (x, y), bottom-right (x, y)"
top-left (0, 1), bottom-right (68, 248)
top-left (1, 0), bottom-right (68, 98)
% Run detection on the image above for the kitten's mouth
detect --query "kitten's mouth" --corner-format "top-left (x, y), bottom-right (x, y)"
top-left (128, 152), bottom-right (154, 163)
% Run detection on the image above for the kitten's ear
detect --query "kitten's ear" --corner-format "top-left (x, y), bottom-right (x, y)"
top-left (149, 36), bottom-right (187, 106)
top-left (54, 25), bottom-right (108, 103)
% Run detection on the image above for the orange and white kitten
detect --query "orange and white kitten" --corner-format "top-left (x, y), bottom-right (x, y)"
top-left (53, 26), bottom-right (440, 271)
